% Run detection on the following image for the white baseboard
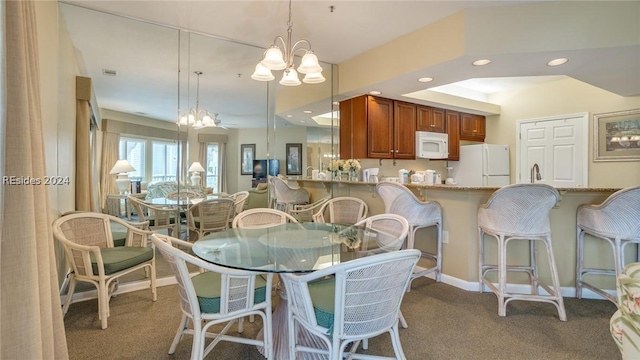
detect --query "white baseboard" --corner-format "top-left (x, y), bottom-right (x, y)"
top-left (64, 267), bottom-right (616, 305)
top-left (412, 265), bottom-right (616, 301)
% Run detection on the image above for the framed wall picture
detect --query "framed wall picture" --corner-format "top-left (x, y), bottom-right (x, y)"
top-left (241, 144), bottom-right (255, 175)
top-left (594, 109), bottom-right (640, 162)
top-left (286, 143), bottom-right (302, 175)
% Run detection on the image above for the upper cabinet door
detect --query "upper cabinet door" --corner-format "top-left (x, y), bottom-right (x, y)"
top-left (446, 111), bottom-right (460, 161)
top-left (394, 101), bottom-right (416, 159)
top-left (460, 113), bottom-right (486, 141)
top-left (416, 105), bottom-right (445, 133)
top-left (339, 96), bottom-right (368, 159)
top-left (367, 96), bottom-right (394, 159)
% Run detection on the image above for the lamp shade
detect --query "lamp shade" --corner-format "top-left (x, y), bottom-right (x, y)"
top-left (188, 162), bottom-right (206, 173)
top-left (251, 63), bottom-right (275, 81)
top-left (261, 46), bottom-right (287, 70)
top-left (297, 52), bottom-right (322, 74)
top-left (110, 159), bottom-right (135, 174)
top-left (280, 68), bottom-right (301, 86)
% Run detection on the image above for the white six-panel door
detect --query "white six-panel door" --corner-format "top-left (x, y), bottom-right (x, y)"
top-left (516, 113), bottom-right (588, 187)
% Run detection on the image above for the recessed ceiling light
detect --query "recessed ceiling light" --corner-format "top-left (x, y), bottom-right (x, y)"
top-left (300, 120), bottom-right (306, 123)
top-left (418, 77), bottom-right (433, 83)
top-left (303, 110), bottom-right (312, 114)
top-left (472, 59), bottom-right (492, 66)
top-left (369, 90), bottom-right (381, 95)
top-left (286, 114), bottom-right (293, 118)
top-left (332, 101), bottom-right (339, 105)
top-left (547, 58), bottom-right (569, 66)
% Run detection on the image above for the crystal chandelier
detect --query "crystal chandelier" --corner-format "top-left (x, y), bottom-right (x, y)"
top-left (178, 71), bottom-right (216, 129)
top-left (251, 0), bottom-right (325, 86)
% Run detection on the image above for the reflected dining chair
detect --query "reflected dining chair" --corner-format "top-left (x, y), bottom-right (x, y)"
top-left (280, 249), bottom-right (421, 360)
top-left (311, 196), bottom-right (368, 225)
top-left (128, 195), bottom-right (179, 237)
top-left (186, 198), bottom-right (235, 241)
top-left (232, 208), bottom-right (298, 228)
top-left (151, 233), bottom-right (274, 359)
top-left (376, 181), bottom-right (443, 284)
top-left (576, 186), bottom-right (640, 303)
top-left (289, 195), bottom-right (330, 223)
top-left (52, 212), bottom-right (157, 329)
top-left (270, 176), bottom-right (310, 213)
top-left (478, 184), bottom-right (566, 320)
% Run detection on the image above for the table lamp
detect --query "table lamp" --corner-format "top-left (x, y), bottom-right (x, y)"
top-left (188, 162), bottom-right (206, 186)
top-left (110, 159), bottom-right (136, 194)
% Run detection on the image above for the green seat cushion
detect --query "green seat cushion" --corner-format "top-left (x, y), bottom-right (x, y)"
top-left (91, 247), bottom-right (154, 275)
top-left (308, 277), bottom-right (336, 331)
top-left (112, 231), bottom-right (127, 247)
top-left (192, 271), bottom-right (267, 313)
top-left (147, 215), bottom-right (176, 227)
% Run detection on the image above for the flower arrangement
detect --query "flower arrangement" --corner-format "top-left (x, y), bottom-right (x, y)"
top-left (343, 159), bottom-right (361, 172)
top-left (327, 159), bottom-right (344, 173)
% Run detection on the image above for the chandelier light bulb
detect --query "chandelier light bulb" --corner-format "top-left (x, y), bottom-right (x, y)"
top-left (280, 68), bottom-right (301, 86)
top-left (302, 71), bottom-right (325, 84)
top-left (262, 46), bottom-right (287, 70)
top-left (297, 52), bottom-right (322, 74)
top-left (251, 63), bottom-right (275, 81)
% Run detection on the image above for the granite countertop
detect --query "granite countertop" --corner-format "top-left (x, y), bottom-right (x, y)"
top-left (290, 178), bottom-right (620, 193)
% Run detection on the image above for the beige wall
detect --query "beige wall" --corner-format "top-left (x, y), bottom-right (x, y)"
top-left (488, 77), bottom-right (640, 188)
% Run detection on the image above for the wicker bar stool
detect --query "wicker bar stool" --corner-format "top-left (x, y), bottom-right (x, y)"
top-left (376, 181), bottom-right (443, 284)
top-left (478, 184), bottom-right (566, 321)
top-left (576, 186), bottom-right (640, 303)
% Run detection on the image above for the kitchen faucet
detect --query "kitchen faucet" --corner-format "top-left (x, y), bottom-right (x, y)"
top-left (530, 163), bottom-right (542, 183)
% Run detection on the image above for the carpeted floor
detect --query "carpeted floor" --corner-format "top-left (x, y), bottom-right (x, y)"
top-left (64, 276), bottom-right (620, 360)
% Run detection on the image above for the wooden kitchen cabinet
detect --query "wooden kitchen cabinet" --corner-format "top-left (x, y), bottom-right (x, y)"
top-left (460, 113), bottom-right (486, 141)
top-left (416, 105), bottom-right (446, 133)
top-left (339, 96), bottom-right (368, 159)
top-left (391, 101), bottom-right (416, 159)
top-left (445, 110), bottom-right (460, 161)
top-left (340, 95), bottom-right (415, 160)
top-left (366, 96), bottom-right (394, 158)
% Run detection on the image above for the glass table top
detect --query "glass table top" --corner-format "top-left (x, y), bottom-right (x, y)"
top-left (192, 222), bottom-right (403, 273)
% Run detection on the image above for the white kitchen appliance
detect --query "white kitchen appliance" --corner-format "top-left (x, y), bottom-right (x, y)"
top-left (416, 131), bottom-right (449, 159)
top-left (362, 168), bottom-right (379, 183)
top-left (449, 144), bottom-right (510, 186)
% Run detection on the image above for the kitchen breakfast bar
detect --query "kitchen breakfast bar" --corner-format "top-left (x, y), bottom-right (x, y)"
top-left (292, 179), bottom-right (621, 298)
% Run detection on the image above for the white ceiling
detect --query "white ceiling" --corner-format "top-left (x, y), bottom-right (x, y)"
top-left (60, 1), bottom-right (640, 128)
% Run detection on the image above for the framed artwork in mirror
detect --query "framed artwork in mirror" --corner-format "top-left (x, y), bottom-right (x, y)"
top-left (594, 109), bottom-right (640, 162)
top-left (286, 143), bottom-right (302, 175)
top-left (241, 144), bottom-right (255, 175)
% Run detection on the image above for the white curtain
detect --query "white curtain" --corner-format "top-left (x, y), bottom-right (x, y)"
top-left (1, 1), bottom-right (69, 358)
top-left (220, 142), bottom-right (227, 193)
top-left (99, 131), bottom-right (120, 211)
top-left (198, 141), bottom-right (207, 187)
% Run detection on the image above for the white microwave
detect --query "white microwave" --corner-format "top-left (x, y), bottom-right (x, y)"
top-left (416, 131), bottom-right (449, 159)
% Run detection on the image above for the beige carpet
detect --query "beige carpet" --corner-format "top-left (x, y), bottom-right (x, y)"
top-left (64, 276), bottom-right (620, 360)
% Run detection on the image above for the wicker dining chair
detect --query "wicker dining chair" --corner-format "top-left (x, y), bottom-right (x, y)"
top-left (128, 195), bottom-right (179, 237)
top-left (478, 183), bottom-right (566, 321)
top-left (376, 181), bottom-right (443, 284)
top-left (151, 233), bottom-right (274, 359)
top-left (232, 208), bottom-right (299, 228)
top-left (312, 196), bottom-right (368, 225)
top-left (52, 212), bottom-right (157, 329)
top-left (280, 249), bottom-right (421, 360)
top-left (186, 198), bottom-right (235, 241)
top-left (576, 186), bottom-right (640, 303)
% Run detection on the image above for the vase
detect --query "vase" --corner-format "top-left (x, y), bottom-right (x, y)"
top-left (349, 170), bottom-right (358, 181)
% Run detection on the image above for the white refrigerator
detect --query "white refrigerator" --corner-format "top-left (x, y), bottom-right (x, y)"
top-left (449, 144), bottom-right (510, 186)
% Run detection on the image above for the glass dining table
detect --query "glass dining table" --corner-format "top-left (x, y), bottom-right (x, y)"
top-left (192, 222), bottom-right (403, 359)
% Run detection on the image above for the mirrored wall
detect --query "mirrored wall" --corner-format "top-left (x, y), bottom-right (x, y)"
top-left (58, 2), bottom-right (338, 287)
